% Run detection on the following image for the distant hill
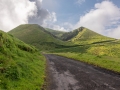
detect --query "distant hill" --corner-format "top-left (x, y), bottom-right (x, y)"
top-left (9, 24), bottom-right (70, 50)
top-left (9, 24), bottom-right (115, 50)
top-left (60, 27), bottom-right (82, 41)
top-left (61, 27), bottom-right (115, 44)
top-left (45, 28), bottom-right (66, 39)
top-left (0, 30), bottom-right (45, 90)
top-left (3, 23), bottom-right (120, 90)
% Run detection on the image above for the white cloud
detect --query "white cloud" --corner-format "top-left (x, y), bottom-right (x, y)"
top-left (62, 22), bottom-right (74, 31)
top-left (42, 22), bottom-right (74, 32)
top-left (0, 0), bottom-right (37, 32)
top-left (0, 0), bottom-right (59, 32)
top-left (74, 1), bottom-right (120, 38)
top-left (50, 25), bottom-right (66, 31)
top-left (107, 26), bottom-right (120, 39)
top-left (50, 12), bottom-right (57, 22)
top-left (28, 0), bottom-right (59, 30)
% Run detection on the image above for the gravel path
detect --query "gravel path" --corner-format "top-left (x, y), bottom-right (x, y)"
top-left (45, 54), bottom-right (120, 90)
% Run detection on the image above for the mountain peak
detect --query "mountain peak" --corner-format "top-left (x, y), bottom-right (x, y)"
top-left (8, 24), bottom-right (68, 50)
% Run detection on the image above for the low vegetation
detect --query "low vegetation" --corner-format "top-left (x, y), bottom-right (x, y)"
top-left (7, 24), bottom-right (120, 88)
top-left (0, 30), bottom-right (45, 90)
top-left (45, 28), bottom-right (66, 39)
top-left (9, 24), bottom-right (72, 51)
top-left (44, 26), bottom-right (120, 73)
top-left (53, 40), bottom-right (120, 73)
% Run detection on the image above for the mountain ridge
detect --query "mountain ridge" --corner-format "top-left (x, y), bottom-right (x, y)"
top-left (9, 24), bottom-right (71, 50)
top-left (9, 24), bottom-right (115, 48)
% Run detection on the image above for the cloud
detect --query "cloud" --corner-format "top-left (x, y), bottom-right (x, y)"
top-left (29, 8), bottom-right (50, 25)
top-left (29, 0), bottom-right (60, 30)
top-left (49, 25), bottom-right (66, 31)
top-left (107, 26), bottom-right (120, 39)
top-left (74, 1), bottom-right (120, 38)
top-left (0, 0), bottom-right (61, 32)
top-left (62, 22), bottom-right (74, 31)
top-left (76, 0), bottom-right (85, 5)
top-left (50, 12), bottom-right (57, 22)
top-left (29, 0), bottom-right (69, 32)
top-left (0, 0), bottom-right (37, 32)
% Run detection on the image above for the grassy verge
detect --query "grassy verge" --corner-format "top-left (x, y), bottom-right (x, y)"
top-left (55, 52), bottom-right (120, 73)
top-left (50, 40), bottom-right (120, 74)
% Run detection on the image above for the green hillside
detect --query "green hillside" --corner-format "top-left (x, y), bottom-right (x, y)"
top-left (8, 24), bottom-right (120, 73)
top-left (9, 24), bottom-right (71, 51)
top-left (44, 27), bottom-right (120, 73)
top-left (61, 27), bottom-right (115, 44)
top-left (0, 30), bottom-right (45, 90)
top-left (54, 39), bottom-right (120, 73)
top-left (52, 27), bottom-right (120, 73)
top-left (60, 28), bottom-right (80, 41)
top-left (45, 28), bottom-right (65, 39)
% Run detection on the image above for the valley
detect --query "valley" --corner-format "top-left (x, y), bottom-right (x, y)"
top-left (1, 24), bottom-right (120, 90)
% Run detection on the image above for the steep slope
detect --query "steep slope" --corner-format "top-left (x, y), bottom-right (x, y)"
top-left (61, 27), bottom-right (115, 44)
top-left (45, 28), bottom-right (66, 39)
top-left (61, 27), bottom-right (82, 41)
top-left (9, 24), bottom-right (70, 50)
top-left (0, 30), bottom-right (45, 90)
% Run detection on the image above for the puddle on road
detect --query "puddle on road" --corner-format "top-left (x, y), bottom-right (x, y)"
top-left (49, 61), bottom-right (81, 90)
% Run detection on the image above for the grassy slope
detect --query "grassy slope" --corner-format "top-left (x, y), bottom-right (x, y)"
top-left (62, 27), bottom-right (115, 44)
top-left (9, 24), bottom-right (71, 51)
top-left (53, 40), bottom-right (120, 71)
top-left (8, 24), bottom-right (120, 73)
top-left (45, 28), bottom-right (65, 39)
top-left (0, 30), bottom-right (45, 90)
top-left (53, 39), bottom-right (120, 72)
top-left (60, 28), bottom-right (80, 41)
top-left (50, 27), bottom-right (120, 73)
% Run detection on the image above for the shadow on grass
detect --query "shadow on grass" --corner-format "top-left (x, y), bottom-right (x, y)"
top-left (49, 39), bottom-right (118, 53)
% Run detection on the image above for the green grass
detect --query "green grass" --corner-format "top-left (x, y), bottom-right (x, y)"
top-left (60, 28), bottom-right (81, 41)
top-left (9, 24), bottom-right (72, 51)
top-left (51, 40), bottom-right (120, 73)
top-left (51, 41), bottom-right (120, 73)
top-left (55, 52), bottom-right (120, 73)
top-left (45, 28), bottom-right (66, 39)
top-left (9, 24), bottom-right (115, 52)
top-left (0, 30), bottom-right (45, 90)
top-left (70, 27), bottom-right (115, 45)
top-left (50, 27), bottom-right (120, 73)
top-left (8, 24), bottom-right (120, 77)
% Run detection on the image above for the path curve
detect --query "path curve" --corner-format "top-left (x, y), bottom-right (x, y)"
top-left (45, 54), bottom-right (120, 90)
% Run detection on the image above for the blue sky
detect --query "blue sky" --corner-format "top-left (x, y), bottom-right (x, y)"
top-left (42, 0), bottom-right (120, 25)
top-left (41, 0), bottom-right (120, 38)
top-left (0, 0), bottom-right (120, 38)
top-left (43, 0), bottom-right (97, 24)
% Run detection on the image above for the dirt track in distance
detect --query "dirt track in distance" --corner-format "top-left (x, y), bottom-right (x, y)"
top-left (44, 54), bottom-right (120, 90)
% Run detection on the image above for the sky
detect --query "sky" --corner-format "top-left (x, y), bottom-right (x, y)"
top-left (0, 0), bottom-right (120, 39)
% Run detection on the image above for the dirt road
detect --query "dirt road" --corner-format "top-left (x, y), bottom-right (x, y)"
top-left (45, 54), bottom-right (120, 90)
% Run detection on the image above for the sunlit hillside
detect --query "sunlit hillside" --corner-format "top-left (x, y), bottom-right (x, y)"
top-left (9, 24), bottom-right (72, 51)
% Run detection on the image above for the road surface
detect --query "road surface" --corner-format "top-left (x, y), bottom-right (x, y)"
top-left (45, 54), bottom-right (120, 90)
